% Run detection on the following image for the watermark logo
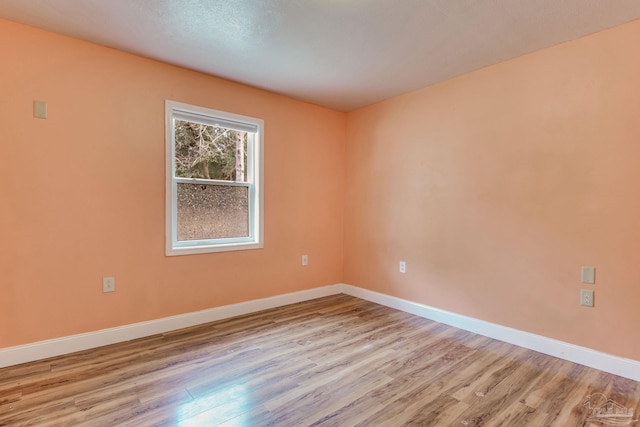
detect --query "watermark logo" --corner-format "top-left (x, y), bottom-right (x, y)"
top-left (583, 393), bottom-right (637, 426)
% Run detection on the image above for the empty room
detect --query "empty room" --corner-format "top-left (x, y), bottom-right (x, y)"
top-left (1, 1), bottom-right (640, 426)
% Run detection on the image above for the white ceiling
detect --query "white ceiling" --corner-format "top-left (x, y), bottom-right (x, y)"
top-left (2, 1), bottom-right (640, 111)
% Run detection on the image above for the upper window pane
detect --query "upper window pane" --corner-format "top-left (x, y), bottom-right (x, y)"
top-left (174, 120), bottom-right (248, 182)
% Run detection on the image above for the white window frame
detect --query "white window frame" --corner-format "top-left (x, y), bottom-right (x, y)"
top-left (165, 100), bottom-right (264, 256)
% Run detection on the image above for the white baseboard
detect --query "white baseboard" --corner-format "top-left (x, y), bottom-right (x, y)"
top-left (338, 284), bottom-right (640, 382)
top-left (2, 283), bottom-right (639, 382)
top-left (0, 285), bottom-right (342, 369)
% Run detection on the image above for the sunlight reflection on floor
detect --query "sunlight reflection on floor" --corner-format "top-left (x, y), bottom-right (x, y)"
top-left (177, 383), bottom-right (250, 426)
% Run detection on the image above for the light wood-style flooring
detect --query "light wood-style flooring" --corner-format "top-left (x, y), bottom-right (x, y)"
top-left (1, 294), bottom-right (638, 426)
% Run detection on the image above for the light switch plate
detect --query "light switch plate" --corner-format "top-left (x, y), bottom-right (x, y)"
top-left (33, 100), bottom-right (48, 119)
top-left (581, 266), bottom-right (595, 284)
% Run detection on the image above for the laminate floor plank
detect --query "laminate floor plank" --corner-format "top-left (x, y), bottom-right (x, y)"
top-left (1, 294), bottom-right (638, 426)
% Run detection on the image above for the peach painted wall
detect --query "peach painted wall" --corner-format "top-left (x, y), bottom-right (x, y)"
top-left (345, 20), bottom-right (640, 360)
top-left (0, 19), bottom-right (345, 348)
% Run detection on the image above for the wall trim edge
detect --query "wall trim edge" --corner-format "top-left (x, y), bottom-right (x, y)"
top-left (338, 284), bottom-right (640, 382)
top-left (2, 283), bottom-right (639, 382)
top-left (0, 285), bottom-right (341, 369)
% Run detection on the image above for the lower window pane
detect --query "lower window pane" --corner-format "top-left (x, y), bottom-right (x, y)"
top-left (177, 183), bottom-right (249, 241)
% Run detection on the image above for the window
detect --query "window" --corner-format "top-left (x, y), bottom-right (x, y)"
top-left (166, 100), bottom-right (263, 255)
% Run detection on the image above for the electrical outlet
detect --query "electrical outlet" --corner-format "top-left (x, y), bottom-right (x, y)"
top-left (580, 289), bottom-right (594, 307)
top-left (103, 277), bottom-right (115, 293)
top-left (302, 255), bottom-right (308, 266)
top-left (399, 261), bottom-right (406, 274)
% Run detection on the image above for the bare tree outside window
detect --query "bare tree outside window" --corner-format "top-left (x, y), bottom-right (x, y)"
top-left (174, 120), bottom-right (247, 181)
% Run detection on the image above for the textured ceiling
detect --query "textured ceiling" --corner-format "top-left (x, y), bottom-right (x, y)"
top-left (1, 0), bottom-right (640, 111)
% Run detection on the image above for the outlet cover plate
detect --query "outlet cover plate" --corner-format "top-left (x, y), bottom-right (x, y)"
top-left (399, 261), bottom-right (406, 273)
top-left (580, 289), bottom-right (594, 307)
top-left (103, 277), bottom-right (115, 293)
